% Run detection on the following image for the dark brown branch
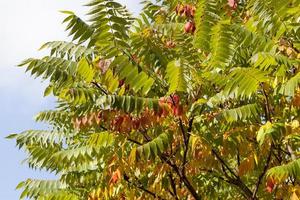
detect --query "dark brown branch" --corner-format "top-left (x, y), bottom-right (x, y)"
top-left (260, 83), bottom-right (272, 122)
top-left (91, 81), bottom-right (108, 95)
top-left (237, 148), bottom-right (241, 166)
top-left (124, 174), bottom-right (165, 200)
top-left (272, 150), bottom-right (281, 164)
top-left (168, 173), bottom-right (179, 200)
top-left (169, 95), bottom-right (194, 174)
top-left (140, 113), bottom-right (201, 200)
top-left (212, 149), bottom-right (238, 180)
top-left (212, 149), bottom-right (254, 199)
top-left (182, 117), bottom-right (194, 174)
top-left (159, 154), bottom-right (202, 200)
top-left (127, 138), bottom-right (142, 145)
top-left (249, 84), bottom-right (274, 199)
top-left (252, 144), bottom-right (273, 199)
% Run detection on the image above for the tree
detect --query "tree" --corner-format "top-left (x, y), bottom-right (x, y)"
top-left (7, 0), bottom-right (300, 199)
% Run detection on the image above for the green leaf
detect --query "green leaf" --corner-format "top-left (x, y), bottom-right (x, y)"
top-left (257, 122), bottom-right (285, 145)
top-left (43, 85), bottom-right (53, 97)
top-left (166, 60), bottom-right (187, 94)
top-left (268, 158), bottom-right (300, 182)
top-left (280, 72), bottom-right (300, 97)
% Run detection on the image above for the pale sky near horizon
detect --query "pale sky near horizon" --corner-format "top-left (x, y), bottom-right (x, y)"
top-left (0, 1), bottom-right (141, 199)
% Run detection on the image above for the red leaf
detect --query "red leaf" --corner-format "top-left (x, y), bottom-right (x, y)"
top-left (265, 177), bottom-right (276, 193)
top-left (228, 0), bottom-right (237, 9)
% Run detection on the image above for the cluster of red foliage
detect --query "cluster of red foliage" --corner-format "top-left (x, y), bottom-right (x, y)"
top-left (73, 95), bottom-right (183, 133)
top-left (175, 4), bottom-right (196, 34)
top-left (266, 177), bottom-right (276, 193)
top-left (227, 0), bottom-right (238, 10)
top-left (159, 95), bottom-right (183, 116)
top-left (175, 4), bottom-right (196, 18)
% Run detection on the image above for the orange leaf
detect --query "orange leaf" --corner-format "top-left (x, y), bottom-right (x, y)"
top-left (238, 155), bottom-right (254, 176)
top-left (109, 169), bottom-right (121, 185)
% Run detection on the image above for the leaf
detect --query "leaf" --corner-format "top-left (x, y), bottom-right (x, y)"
top-left (209, 20), bottom-right (235, 68)
top-left (194, 0), bottom-right (220, 51)
top-left (268, 158), bottom-right (300, 182)
top-left (61, 11), bottom-right (94, 43)
top-left (96, 95), bottom-right (160, 114)
top-left (280, 72), bottom-right (300, 97)
top-left (291, 192), bottom-right (300, 200)
top-left (111, 56), bottom-right (154, 95)
top-left (77, 58), bottom-right (94, 82)
top-left (266, 177), bottom-right (276, 193)
top-left (222, 103), bottom-right (260, 122)
top-left (43, 85), bottom-right (53, 97)
top-left (129, 147), bottom-right (137, 164)
top-left (257, 122), bottom-right (285, 145)
top-left (87, 132), bottom-right (114, 147)
top-left (143, 143), bottom-right (151, 160)
top-left (238, 154), bottom-right (255, 176)
top-left (137, 133), bottom-right (172, 160)
top-left (166, 60), bottom-right (187, 94)
top-left (223, 68), bottom-right (268, 98)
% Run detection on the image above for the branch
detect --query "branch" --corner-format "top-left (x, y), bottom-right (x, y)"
top-left (212, 149), bottom-right (238, 180)
top-left (251, 84), bottom-right (274, 199)
top-left (140, 119), bottom-right (201, 200)
top-left (127, 138), bottom-right (142, 145)
top-left (91, 81), bottom-right (108, 95)
top-left (159, 154), bottom-right (202, 200)
top-left (169, 95), bottom-right (194, 174)
top-left (212, 149), bottom-right (254, 199)
top-left (168, 173), bottom-right (179, 200)
top-left (237, 148), bottom-right (241, 166)
top-left (124, 174), bottom-right (165, 200)
top-left (182, 117), bottom-right (194, 174)
top-left (252, 144), bottom-right (273, 199)
top-left (260, 83), bottom-right (272, 122)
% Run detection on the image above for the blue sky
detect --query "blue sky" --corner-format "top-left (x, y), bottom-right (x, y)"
top-left (0, 1), bottom-right (141, 199)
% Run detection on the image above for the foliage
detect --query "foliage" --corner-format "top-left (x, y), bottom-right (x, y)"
top-left (8, 0), bottom-right (300, 199)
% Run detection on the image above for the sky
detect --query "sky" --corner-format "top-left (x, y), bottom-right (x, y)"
top-left (0, 1), bottom-right (141, 199)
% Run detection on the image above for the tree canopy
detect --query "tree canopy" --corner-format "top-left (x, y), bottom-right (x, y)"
top-left (8, 0), bottom-right (300, 199)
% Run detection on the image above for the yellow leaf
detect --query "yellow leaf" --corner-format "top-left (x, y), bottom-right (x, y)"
top-left (292, 120), bottom-right (300, 129)
top-left (129, 147), bottom-right (137, 164)
top-left (118, 85), bottom-right (126, 96)
top-left (77, 57), bottom-right (95, 82)
top-left (291, 192), bottom-right (299, 200)
top-left (254, 153), bottom-right (258, 165)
